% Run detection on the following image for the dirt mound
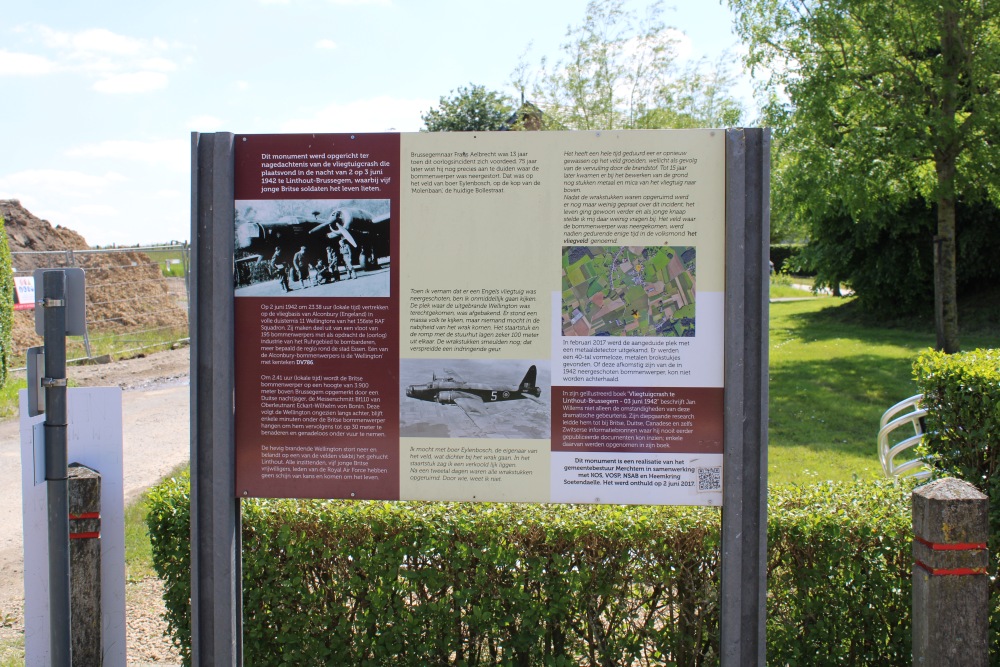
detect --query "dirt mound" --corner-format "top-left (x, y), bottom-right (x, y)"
top-left (0, 199), bottom-right (90, 254)
top-left (1, 200), bottom-right (188, 356)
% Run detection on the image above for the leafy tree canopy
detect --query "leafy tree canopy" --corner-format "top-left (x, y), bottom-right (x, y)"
top-left (518, 0), bottom-right (745, 130)
top-left (421, 84), bottom-right (515, 132)
top-left (729, 0), bottom-right (1000, 351)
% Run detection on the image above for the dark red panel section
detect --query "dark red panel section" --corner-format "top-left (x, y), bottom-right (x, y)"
top-left (552, 386), bottom-right (723, 455)
top-left (233, 134), bottom-right (401, 499)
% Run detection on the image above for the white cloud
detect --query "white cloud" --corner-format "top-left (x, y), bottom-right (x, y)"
top-left (260, 0), bottom-right (390, 4)
top-left (0, 169), bottom-right (127, 199)
top-left (0, 49), bottom-right (56, 76)
top-left (40, 27), bottom-right (144, 56)
top-left (8, 24), bottom-right (184, 93)
top-left (92, 71), bottom-right (170, 93)
top-left (65, 139), bottom-right (189, 172)
top-left (70, 203), bottom-right (119, 218)
top-left (315, 39), bottom-right (337, 50)
top-left (0, 169), bottom-right (189, 245)
top-left (280, 96), bottom-right (433, 133)
top-left (138, 57), bottom-right (178, 73)
top-left (233, 80), bottom-right (250, 91)
top-left (670, 29), bottom-right (694, 61)
top-left (186, 115), bottom-right (226, 131)
top-left (154, 189), bottom-right (183, 200)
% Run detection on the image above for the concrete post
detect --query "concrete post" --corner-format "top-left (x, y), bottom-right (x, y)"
top-left (912, 477), bottom-right (989, 666)
top-left (68, 463), bottom-right (101, 666)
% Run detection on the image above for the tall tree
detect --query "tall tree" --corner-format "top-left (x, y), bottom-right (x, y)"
top-left (525, 0), bottom-right (744, 130)
top-left (421, 84), bottom-right (515, 132)
top-left (730, 0), bottom-right (1000, 352)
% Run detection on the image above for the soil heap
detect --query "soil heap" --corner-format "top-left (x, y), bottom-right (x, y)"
top-left (0, 199), bottom-right (188, 355)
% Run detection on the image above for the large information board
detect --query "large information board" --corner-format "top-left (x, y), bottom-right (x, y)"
top-left (233, 130), bottom-right (725, 505)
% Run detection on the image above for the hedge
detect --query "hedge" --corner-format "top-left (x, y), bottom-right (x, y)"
top-left (914, 349), bottom-right (1000, 551)
top-left (0, 216), bottom-right (13, 385)
top-left (768, 244), bottom-right (809, 276)
top-left (914, 348), bottom-right (1000, 651)
top-left (148, 478), bottom-right (913, 666)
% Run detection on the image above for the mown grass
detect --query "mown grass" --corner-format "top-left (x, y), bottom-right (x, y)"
top-left (767, 293), bottom-right (997, 483)
top-left (61, 326), bottom-right (189, 363)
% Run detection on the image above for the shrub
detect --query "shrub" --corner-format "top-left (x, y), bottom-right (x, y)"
top-left (0, 216), bottom-right (12, 384)
top-left (769, 244), bottom-right (808, 275)
top-left (913, 348), bottom-right (1000, 652)
top-left (767, 481), bottom-right (912, 665)
top-left (914, 349), bottom-right (1000, 547)
top-left (148, 478), bottom-right (913, 666)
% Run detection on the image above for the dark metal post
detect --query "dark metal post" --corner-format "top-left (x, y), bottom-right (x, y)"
top-left (721, 128), bottom-right (770, 667)
top-left (191, 131), bottom-right (241, 665)
top-left (43, 269), bottom-right (72, 666)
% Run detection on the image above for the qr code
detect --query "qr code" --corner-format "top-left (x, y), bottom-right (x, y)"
top-left (697, 466), bottom-right (722, 492)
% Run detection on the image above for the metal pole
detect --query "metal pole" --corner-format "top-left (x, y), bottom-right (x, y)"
top-left (43, 269), bottom-right (72, 666)
top-left (721, 128), bottom-right (770, 666)
top-left (191, 131), bottom-right (241, 665)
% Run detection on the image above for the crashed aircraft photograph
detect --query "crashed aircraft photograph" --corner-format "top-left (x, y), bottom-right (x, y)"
top-left (400, 360), bottom-right (551, 439)
top-left (233, 198), bottom-right (390, 297)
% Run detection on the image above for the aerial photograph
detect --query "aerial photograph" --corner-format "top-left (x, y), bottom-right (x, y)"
top-left (561, 245), bottom-right (696, 337)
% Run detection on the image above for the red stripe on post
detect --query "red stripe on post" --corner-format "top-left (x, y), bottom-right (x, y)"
top-left (915, 560), bottom-right (987, 576)
top-left (70, 532), bottom-right (100, 540)
top-left (914, 535), bottom-right (987, 551)
top-left (69, 512), bottom-right (101, 521)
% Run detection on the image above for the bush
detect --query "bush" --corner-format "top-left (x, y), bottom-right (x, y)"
top-left (767, 481), bottom-right (911, 665)
top-left (769, 244), bottom-right (808, 275)
top-left (913, 348), bottom-right (1000, 652)
top-left (148, 478), bottom-right (913, 666)
top-left (0, 216), bottom-right (12, 384)
top-left (800, 201), bottom-right (1000, 317)
top-left (914, 349), bottom-right (1000, 547)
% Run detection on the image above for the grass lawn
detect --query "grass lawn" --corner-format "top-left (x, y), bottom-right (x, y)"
top-left (767, 294), bottom-right (997, 484)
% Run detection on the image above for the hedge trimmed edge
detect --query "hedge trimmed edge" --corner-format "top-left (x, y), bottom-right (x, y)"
top-left (148, 477), bottom-right (915, 666)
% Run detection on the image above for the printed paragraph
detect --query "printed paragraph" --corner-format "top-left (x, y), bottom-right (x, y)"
top-left (409, 149), bottom-right (541, 195)
top-left (259, 151), bottom-right (392, 196)
top-left (408, 287), bottom-right (541, 353)
top-left (259, 302), bottom-right (390, 364)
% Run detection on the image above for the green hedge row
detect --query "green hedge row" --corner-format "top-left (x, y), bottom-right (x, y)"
top-left (915, 349), bottom-right (1000, 550)
top-left (147, 478), bottom-right (912, 666)
top-left (914, 348), bottom-right (1000, 649)
top-left (0, 216), bottom-right (13, 385)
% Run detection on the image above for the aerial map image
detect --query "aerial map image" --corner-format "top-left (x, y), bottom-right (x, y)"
top-left (562, 245), bottom-right (696, 337)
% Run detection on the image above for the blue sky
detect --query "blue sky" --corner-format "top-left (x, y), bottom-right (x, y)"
top-left (0, 0), bottom-right (751, 245)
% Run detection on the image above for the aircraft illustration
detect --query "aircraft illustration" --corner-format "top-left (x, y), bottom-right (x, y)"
top-left (235, 207), bottom-right (390, 275)
top-left (405, 365), bottom-right (543, 414)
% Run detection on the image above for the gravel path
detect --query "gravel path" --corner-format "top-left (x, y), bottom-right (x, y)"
top-left (0, 346), bottom-right (191, 665)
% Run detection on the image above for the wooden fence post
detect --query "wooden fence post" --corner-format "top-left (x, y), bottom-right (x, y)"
top-left (68, 463), bottom-right (101, 666)
top-left (912, 477), bottom-right (989, 666)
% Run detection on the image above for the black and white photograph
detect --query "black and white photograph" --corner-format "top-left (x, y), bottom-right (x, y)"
top-left (400, 359), bottom-right (551, 439)
top-left (234, 198), bottom-right (391, 297)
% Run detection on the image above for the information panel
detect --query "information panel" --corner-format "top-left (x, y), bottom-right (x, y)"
top-left (233, 130), bottom-right (725, 505)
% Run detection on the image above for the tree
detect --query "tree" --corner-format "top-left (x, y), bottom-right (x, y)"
top-left (421, 85), bottom-right (515, 132)
top-left (522, 0), bottom-right (745, 130)
top-left (729, 0), bottom-right (1000, 352)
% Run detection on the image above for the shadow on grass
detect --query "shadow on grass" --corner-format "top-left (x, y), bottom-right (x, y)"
top-left (778, 285), bottom-right (999, 347)
top-left (768, 291), bottom-right (996, 481)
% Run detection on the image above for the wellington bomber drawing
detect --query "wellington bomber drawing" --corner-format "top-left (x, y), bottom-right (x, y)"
top-left (400, 360), bottom-right (551, 439)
